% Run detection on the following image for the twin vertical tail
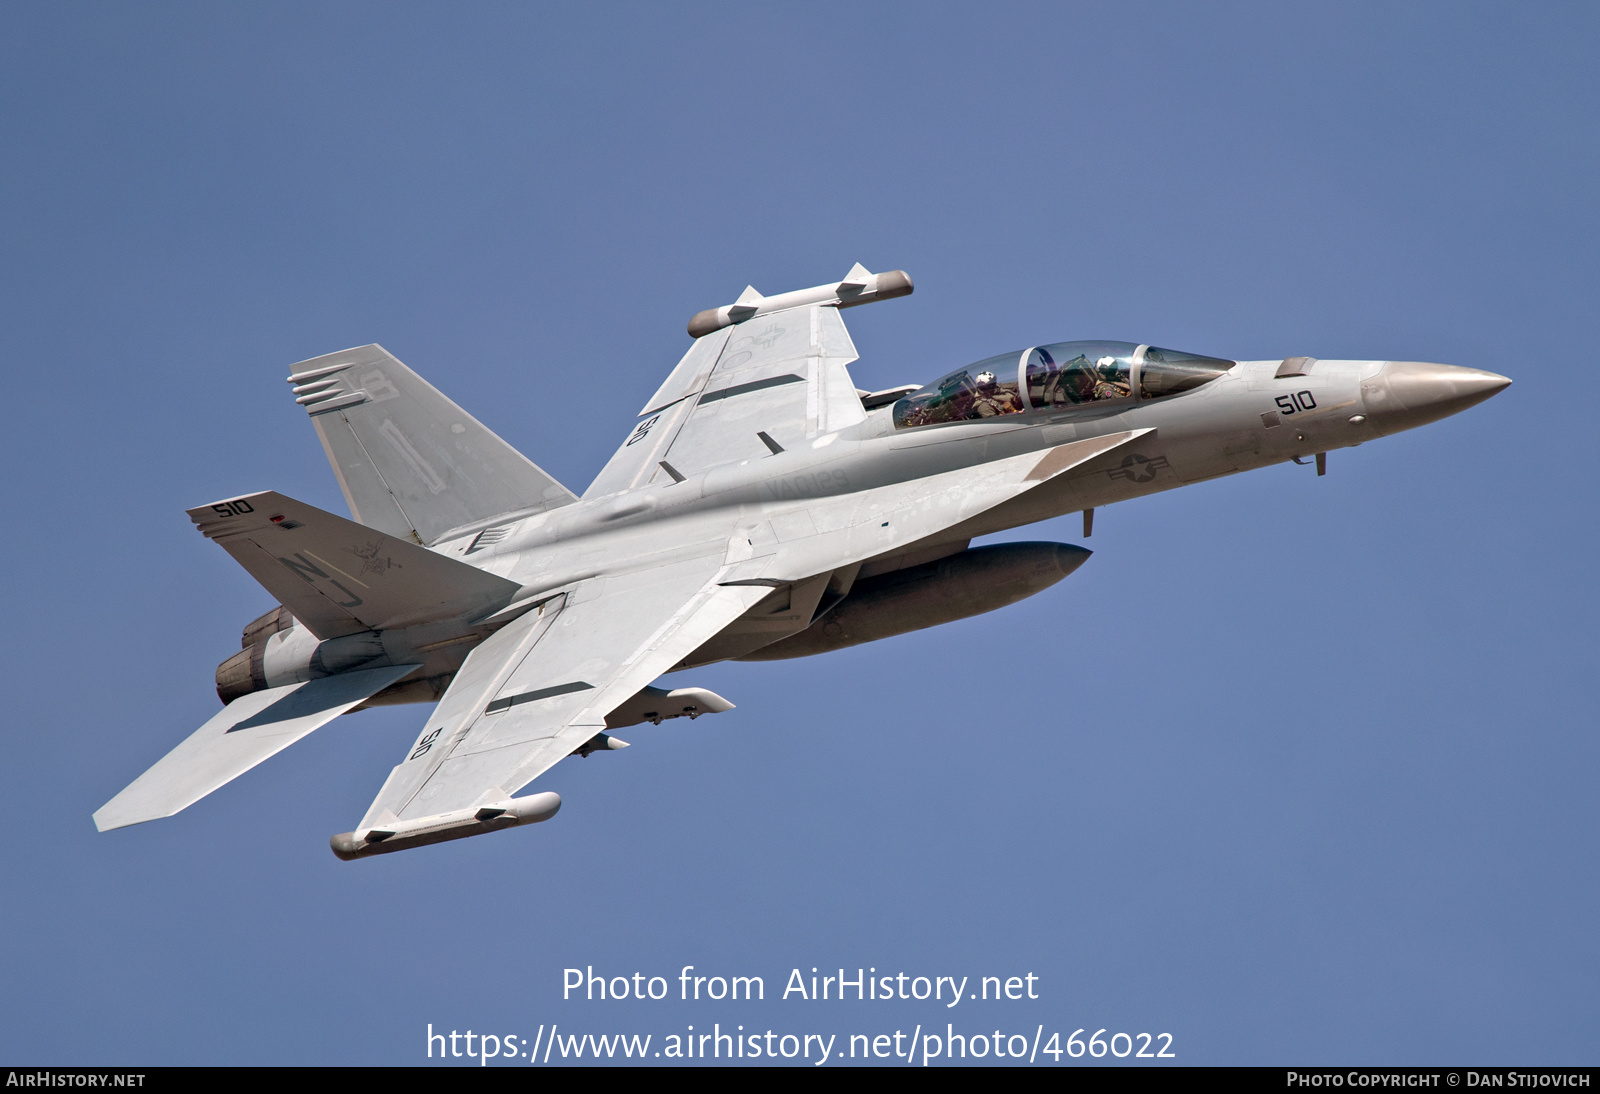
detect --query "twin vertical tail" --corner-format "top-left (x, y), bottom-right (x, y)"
top-left (287, 344), bottom-right (578, 546)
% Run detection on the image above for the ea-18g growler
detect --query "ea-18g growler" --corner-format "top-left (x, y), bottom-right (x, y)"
top-left (94, 265), bottom-right (1509, 858)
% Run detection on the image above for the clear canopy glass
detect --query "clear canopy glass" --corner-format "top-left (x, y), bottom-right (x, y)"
top-left (891, 352), bottom-right (1026, 429)
top-left (1026, 341), bottom-right (1137, 409)
top-left (891, 341), bottom-right (1235, 430)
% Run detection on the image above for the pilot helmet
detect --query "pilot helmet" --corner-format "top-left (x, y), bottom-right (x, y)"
top-left (975, 370), bottom-right (998, 389)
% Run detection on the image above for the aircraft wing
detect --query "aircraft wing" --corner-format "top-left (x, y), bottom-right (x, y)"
top-left (350, 548), bottom-right (773, 834)
top-left (337, 428), bottom-right (1150, 855)
top-left (94, 663), bottom-right (420, 831)
top-left (585, 303), bottom-right (867, 496)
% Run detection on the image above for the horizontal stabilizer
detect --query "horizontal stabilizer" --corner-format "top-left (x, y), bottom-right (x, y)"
top-left (287, 344), bottom-right (578, 546)
top-left (94, 663), bottom-right (419, 832)
top-left (188, 491), bottom-right (521, 640)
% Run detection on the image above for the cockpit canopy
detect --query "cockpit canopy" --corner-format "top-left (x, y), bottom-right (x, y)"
top-left (892, 341), bottom-right (1234, 429)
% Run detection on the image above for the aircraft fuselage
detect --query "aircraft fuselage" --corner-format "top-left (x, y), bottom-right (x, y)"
top-left (276, 352), bottom-right (1505, 699)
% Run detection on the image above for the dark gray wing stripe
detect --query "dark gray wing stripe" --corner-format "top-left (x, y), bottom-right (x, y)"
top-left (698, 373), bottom-right (805, 404)
top-left (484, 680), bottom-right (594, 715)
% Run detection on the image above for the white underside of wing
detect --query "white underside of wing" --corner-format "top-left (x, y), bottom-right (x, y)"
top-left (94, 663), bottom-right (420, 832)
top-left (354, 553), bottom-right (772, 831)
top-left (344, 430), bottom-right (1149, 841)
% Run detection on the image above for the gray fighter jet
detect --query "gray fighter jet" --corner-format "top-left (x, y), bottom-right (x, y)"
top-left (93, 265), bottom-right (1510, 858)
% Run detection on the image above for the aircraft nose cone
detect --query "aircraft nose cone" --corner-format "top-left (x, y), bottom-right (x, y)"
top-left (1363, 361), bottom-right (1511, 433)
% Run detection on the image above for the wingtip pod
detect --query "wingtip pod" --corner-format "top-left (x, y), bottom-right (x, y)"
top-left (330, 791), bottom-right (561, 861)
top-left (687, 265), bottom-right (913, 337)
top-left (604, 685), bottom-right (735, 728)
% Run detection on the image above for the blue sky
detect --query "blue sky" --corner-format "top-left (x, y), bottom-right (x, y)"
top-left (2, 1), bottom-right (1595, 1066)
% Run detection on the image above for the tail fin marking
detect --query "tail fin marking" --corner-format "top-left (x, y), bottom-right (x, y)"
top-left (188, 490), bottom-right (521, 641)
top-left (286, 344), bottom-right (578, 545)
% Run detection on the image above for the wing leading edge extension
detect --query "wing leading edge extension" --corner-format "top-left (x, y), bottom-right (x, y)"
top-left (718, 429), bottom-right (1155, 587)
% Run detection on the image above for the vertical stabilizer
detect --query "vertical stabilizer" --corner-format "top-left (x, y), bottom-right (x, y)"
top-left (287, 345), bottom-right (578, 545)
